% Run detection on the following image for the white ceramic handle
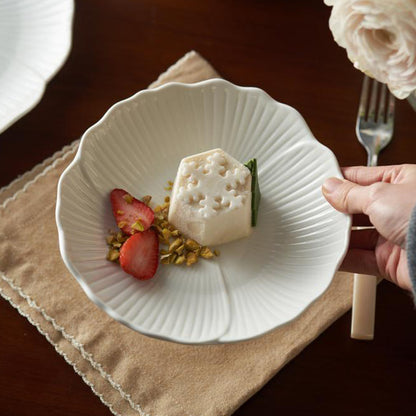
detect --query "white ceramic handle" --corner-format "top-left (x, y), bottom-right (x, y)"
top-left (351, 273), bottom-right (377, 340)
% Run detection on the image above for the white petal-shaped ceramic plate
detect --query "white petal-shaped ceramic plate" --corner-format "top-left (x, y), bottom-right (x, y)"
top-left (56, 79), bottom-right (351, 344)
top-left (0, 0), bottom-right (74, 134)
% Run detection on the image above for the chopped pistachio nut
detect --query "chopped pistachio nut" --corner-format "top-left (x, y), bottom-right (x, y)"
top-left (161, 256), bottom-right (170, 265)
top-left (162, 228), bottom-right (171, 241)
top-left (175, 244), bottom-right (185, 255)
top-left (116, 210), bottom-right (124, 215)
top-left (214, 249), bottom-right (220, 257)
top-left (200, 246), bottom-right (214, 259)
top-left (164, 196), bottom-right (170, 203)
top-left (107, 249), bottom-right (120, 262)
top-left (122, 193), bottom-right (134, 204)
top-left (186, 252), bottom-right (198, 266)
top-left (117, 221), bottom-right (127, 229)
top-left (116, 231), bottom-right (128, 243)
top-left (168, 238), bottom-right (183, 253)
top-left (105, 229), bottom-right (129, 263)
top-left (185, 239), bottom-right (200, 251)
top-left (131, 219), bottom-right (144, 232)
top-left (106, 234), bottom-right (116, 245)
top-left (175, 255), bottom-right (186, 265)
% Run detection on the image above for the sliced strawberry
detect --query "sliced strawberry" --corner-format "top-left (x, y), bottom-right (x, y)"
top-left (110, 188), bottom-right (154, 235)
top-left (119, 229), bottom-right (159, 280)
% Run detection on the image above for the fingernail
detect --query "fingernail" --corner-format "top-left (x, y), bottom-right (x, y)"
top-left (322, 177), bottom-right (344, 194)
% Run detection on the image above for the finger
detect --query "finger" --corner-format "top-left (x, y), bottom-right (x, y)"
top-left (322, 177), bottom-right (370, 214)
top-left (339, 249), bottom-right (380, 277)
top-left (349, 228), bottom-right (379, 250)
top-left (352, 213), bottom-right (372, 227)
top-left (341, 165), bottom-right (403, 185)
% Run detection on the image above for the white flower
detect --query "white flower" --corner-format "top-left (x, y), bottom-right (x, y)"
top-left (325, 0), bottom-right (416, 99)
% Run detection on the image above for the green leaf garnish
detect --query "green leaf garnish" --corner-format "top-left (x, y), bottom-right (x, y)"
top-left (244, 158), bottom-right (261, 226)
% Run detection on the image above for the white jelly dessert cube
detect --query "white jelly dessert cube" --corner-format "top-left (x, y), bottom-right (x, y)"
top-left (168, 148), bottom-right (252, 246)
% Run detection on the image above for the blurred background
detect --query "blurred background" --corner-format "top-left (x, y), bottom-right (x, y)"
top-left (0, 0), bottom-right (414, 189)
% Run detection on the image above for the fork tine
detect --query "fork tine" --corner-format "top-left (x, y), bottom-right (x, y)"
top-left (358, 75), bottom-right (370, 118)
top-left (377, 84), bottom-right (387, 123)
top-left (368, 79), bottom-right (379, 121)
top-left (387, 91), bottom-right (395, 124)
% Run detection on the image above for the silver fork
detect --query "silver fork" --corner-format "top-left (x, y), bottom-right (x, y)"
top-left (356, 75), bottom-right (395, 166)
top-left (351, 75), bottom-right (395, 340)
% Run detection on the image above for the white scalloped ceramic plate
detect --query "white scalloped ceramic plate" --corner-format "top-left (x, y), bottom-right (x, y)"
top-left (0, 0), bottom-right (74, 134)
top-left (56, 79), bottom-right (351, 344)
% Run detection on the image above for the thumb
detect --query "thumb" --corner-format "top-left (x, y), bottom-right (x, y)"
top-left (322, 177), bottom-right (370, 214)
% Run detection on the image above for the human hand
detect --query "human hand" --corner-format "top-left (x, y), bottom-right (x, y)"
top-left (322, 164), bottom-right (416, 292)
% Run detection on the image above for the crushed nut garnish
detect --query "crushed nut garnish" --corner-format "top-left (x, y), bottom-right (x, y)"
top-left (107, 249), bottom-right (120, 262)
top-left (106, 230), bottom-right (129, 263)
top-left (176, 244), bottom-right (185, 255)
top-left (161, 228), bottom-right (171, 241)
top-left (106, 234), bottom-right (116, 245)
top-left (175, 255), bottom-right (186, 265)
top-left (186, 252), bottom-right (198, 266)
top-left (117, 221), bottom-right (127, 229)
top-left (200, 247), bottom-right (214, 259)
top-left (185, 239), bottom-right (200, 251)
top-left (116, 231), bottom-right (129, 243)
top-left (168, 238), bottom-right (182, 253)
top-left (169, 253), bottom-right (178, 264)
top-left (161, 256), bottom-right (170, 265)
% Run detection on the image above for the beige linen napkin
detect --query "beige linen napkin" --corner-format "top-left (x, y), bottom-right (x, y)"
top-left (0, 51), bottom-right (353, 416)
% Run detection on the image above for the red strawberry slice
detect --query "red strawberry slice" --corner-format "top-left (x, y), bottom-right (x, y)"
top-left (110, 189), bottom-right (154, 235)
top-left (119, 229), bottom-right (159, 280)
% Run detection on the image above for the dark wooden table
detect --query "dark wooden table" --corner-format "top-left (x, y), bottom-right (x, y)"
top-left (1, 1), bottom-right (415, 415)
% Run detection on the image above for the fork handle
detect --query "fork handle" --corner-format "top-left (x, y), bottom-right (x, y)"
top-left (351, 150), bottom-right (378, 340)
top-left (351, 274), bottom-right (377, 340)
